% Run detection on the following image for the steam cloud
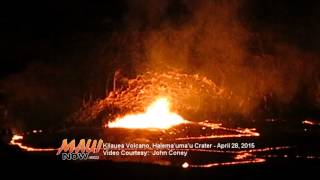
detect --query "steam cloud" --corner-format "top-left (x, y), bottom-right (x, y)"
top-left (113, 0), bottom-right (320, 118)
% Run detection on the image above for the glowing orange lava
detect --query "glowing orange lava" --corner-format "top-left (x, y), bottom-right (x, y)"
top-left (108, 97), bottom-right (188, 129)
top-left (302, 119), bottom-right (320, 126)
top-left (10, 135), bottom-right (56, 152)
top-left (189, 158), bottom-right (266, 168)
top-left (182, 162), bottom-right (189, 168)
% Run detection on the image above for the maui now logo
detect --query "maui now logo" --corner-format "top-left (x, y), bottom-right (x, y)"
top-left (57, 139), bottom-right (103, 160)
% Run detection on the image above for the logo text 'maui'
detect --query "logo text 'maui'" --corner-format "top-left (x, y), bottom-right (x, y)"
top-left (56, 139), bottom-right (103, 155)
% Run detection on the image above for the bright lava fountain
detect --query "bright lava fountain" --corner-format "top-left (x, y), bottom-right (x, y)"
top-left (107, 97), bottom-right (188, 129)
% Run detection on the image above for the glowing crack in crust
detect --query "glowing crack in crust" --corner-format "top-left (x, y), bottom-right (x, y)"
top-left (10, 135), bottom-right (56, 152)
top-left (175, 122), bottom-right (260, 140)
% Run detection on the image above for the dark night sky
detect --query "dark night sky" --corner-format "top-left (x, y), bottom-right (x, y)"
top-left (1, 1), bottom-right (126, 76)
top-left (2, 0), bottom-right (320, 77)
top-left (1, 0), bottom-right (320, 129)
